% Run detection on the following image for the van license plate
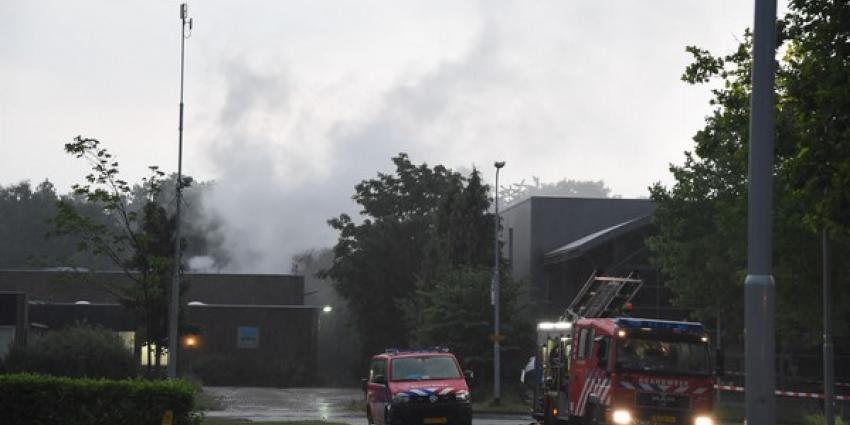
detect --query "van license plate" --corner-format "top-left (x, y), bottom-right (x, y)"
top-left (423, 418), bottom-right (447, 424)
top-left (652, 415), bottom-right (677, 424)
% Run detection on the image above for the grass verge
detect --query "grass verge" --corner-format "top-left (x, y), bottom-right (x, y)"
top-left (472, 388), bottom-right (531, 414)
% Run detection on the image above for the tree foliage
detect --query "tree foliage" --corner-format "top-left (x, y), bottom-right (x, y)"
top-left (325, 154), bottom-right (530, 371)
top-left (49, 136), bottom-right (187, 373)
top-left (0, 176), bottom-right (227, 272)
top-left (410, 266), bottom-right (531, 382)
top-left (0, 180), bottom-right (111, 269)
top-left (649, 1), bottom-right (850, 353)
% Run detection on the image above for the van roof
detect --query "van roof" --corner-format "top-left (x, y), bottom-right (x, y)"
top-left (374, 348), bottom-right (455, 359)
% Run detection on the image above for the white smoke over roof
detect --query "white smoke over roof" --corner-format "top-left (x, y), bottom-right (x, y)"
top-left (0, 1), bottom-right (757, 273)
top-left (184, 1), bottom-right (755, 273)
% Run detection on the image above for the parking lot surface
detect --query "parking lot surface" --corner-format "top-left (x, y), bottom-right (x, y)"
top-left (203, 387), bottom-right (533, 425)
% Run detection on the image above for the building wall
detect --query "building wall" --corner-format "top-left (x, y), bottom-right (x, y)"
top-left (0, 270), bottom-right (318, 386)
top-left (182, 305), bottom-right (318, 385)
top-left (29, 303), bottom-right (138, 331)
top-left (500, 199), bottom-right (533, 299)
top-left (500, 197), bottom-right (653, 317)
top-left (0, 270), bottom-right (304, 305)
top-left (541, 226), bottom-right (689, 321)
top-left (184, 274), bottom-right (304, 305)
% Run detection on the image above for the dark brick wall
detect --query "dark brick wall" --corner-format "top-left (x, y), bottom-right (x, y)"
top-left (182, 305), bottom-right (319, 385)
top-left (0, 271), bottom-right (318, 386)
top-left (0, 270), bottom-right (304, 305)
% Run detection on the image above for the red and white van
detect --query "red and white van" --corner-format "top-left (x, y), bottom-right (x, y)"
top-left (363, 348), bottom-right (473, 425)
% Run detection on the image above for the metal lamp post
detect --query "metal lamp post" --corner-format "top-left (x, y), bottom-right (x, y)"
top-left (492, 160), bottom-right (505, 405)
top-left (745, 0), bottom-right (777, 422)
top-left (167, 3), bottom-right (192, 379)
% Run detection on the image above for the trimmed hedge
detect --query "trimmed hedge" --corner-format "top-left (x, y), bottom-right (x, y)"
top-left (0, 373), bottom-right (199, 425)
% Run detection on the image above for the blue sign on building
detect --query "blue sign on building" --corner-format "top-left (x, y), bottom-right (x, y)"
top-left (237, 326), bottom-right (259, 349)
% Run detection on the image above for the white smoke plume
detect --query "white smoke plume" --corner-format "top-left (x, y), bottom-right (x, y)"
top-left (187, 1), bottom-right (752, 273)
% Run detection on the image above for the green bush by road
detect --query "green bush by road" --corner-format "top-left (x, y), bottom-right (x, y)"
top-left (0, 373), bottom-right (198, 425)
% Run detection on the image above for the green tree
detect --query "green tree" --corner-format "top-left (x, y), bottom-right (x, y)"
top-left (411, 267), bottom-right (532, 385)
top-left (415, 168), bottom-right (533, 385)
top-left (50, 136), bottom-right (187, 374)
top-left (783, 0), bottom-right (850, 237)
top-left (325, 154), bottom-right (464, 359)
top-left (325, 154), bottom-right (502, 360)
top-left (649, 1), bottom-right (850, 365)
top-left (0, 180), bottom-right (109, 269)
top-left (426, 169), bottom-right (493, 274)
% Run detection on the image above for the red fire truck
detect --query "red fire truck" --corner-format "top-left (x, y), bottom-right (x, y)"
top-left (532, 274), bottom-right (714, 425)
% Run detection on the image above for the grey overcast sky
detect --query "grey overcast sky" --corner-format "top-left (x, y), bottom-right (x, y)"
top-left (0, 1), bottom-right (772, 272)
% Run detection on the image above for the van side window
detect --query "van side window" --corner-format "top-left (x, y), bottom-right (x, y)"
top-left (370, 359), bottom-right (387, 382)
top-left (577, 328), bottom-right (591, 360)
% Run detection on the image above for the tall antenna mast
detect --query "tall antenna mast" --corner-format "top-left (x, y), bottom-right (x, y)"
top-left (168, 2), bottom-right (192, 380)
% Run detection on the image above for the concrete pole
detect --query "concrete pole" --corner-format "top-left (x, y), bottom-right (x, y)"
top-left (167, 3), bottom-right (190, 379)
top-left (493, 161), bottom-right (505, 405)
top-left (823, 228), bottom-right (834, 425)
top-left (745, 0), bottom-right (777, 423)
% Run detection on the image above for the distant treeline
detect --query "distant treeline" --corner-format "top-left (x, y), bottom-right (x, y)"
top-left (0, 177), bottom-right (228, 271)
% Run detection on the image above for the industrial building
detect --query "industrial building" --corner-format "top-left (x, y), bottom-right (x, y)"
top-left (500, 196), bottom-right (687, 322)
top-left (0, 270), bottom-right (319, 385)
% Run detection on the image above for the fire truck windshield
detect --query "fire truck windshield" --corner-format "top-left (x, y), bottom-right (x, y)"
top-left (615, 336), bottom-right (710, 376)
top-left (391, 356), bottom-right (462, 381)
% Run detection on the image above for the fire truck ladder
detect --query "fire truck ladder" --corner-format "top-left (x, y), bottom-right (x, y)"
top-left (560, 272), bottom-right (643, 322)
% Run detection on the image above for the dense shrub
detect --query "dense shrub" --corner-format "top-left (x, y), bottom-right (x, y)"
top-left (5, 322), bottom-right (136, 379)
top-left (802, 413), bottom-right (849, 425)
top-left (0, 373), bottom-right (198, 425)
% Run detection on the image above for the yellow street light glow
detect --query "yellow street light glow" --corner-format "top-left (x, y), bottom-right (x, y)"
top-left (183, 335), bottom-right (198, 348)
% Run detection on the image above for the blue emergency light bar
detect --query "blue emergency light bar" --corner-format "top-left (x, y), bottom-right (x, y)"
top-left (615, 318), bottom-right (705, 334)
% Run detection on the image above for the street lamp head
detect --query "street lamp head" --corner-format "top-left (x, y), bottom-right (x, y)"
top-left (494, 161), bottom-right (506, 169)
top-left (183, 334), bottom-right (199, 349)
top-left (322, 305), bottom-right (333, 313)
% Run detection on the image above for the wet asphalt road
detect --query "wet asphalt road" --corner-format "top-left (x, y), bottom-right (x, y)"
top-left (203, 387), bottom-right (532, 425)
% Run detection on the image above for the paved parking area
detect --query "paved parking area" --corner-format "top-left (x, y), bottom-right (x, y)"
top-left (203, 387), bottom-right (533, 425)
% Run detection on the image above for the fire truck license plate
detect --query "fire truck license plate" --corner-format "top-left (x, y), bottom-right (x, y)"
top-left (652, 415), bottom-right (677, 424)
top-left (423, 417), bottom-right (447, 424)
